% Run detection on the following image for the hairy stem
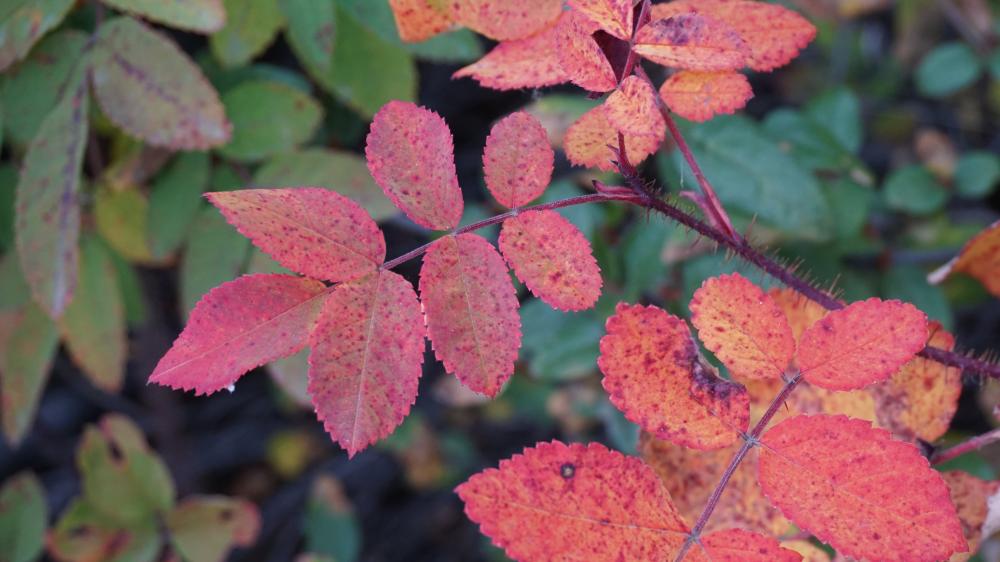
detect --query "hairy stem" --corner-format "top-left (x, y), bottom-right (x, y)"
top-left (931, 427), bottom-right (1000, 466)
top-left (674, 373), bottom-right (804, 562)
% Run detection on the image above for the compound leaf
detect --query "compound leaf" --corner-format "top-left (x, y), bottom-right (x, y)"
top-left (483, 112), bottom-right (554, 208)
top-left (659, 70), bottom-right (752, 122)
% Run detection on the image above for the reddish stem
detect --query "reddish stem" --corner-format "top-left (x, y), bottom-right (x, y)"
top-left (931, 427), bottom-right (1000, 466)
top-left (674, 373), bottom-right (804, 562)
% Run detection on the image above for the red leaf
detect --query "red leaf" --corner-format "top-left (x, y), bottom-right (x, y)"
top-left (563, 104), bottom-right (663, 172)
top-left (499, 209), bottom-right (602, 311)
top-left (308, 270), bottom-right (425, 457)
top-left (759, 414), bottom-right (967, 562)
top-left (555, 10), bottom-right (618, 93)
top-left (633, 14), bottom-right (748, 72)
top-left (365, 101), bottom-right (464, 230)
top-left (483, 112), bottom-right (554, 208)
top-left (567, 0), bottom-right (634, 40)
top-left (701, 528), bottom-right (802, 561)
top-left (659, 70), bottom-right (753, 122)
top-left (653, 0), bottom-right (817, 72)
top-left (604, 75), bottom-right (665, 137)
top-left (150, 274), bottom-right (328, 395)
top-left (941, 471), bottom-right (1000, 556)
top-left (599, 303), bottom-right (749, 449)
top-left (207, 188), bottom-right (385, 283)
top-left (690, 273), bottom-right (794, 380)
top-left (795, 298), bottom-right (928, 390)
top-left (389, 0), bottom-right (453, 42)
top-left (451, 0), bottom-right (563, 41)
top-left (457, 441), bottom-right (692, 560)
top-left (420, 234), bottom-right (521, 396)
top-left (929, 219), bottom-right (1000, 298)
top-left (452, 14), bottom-right (567, 91)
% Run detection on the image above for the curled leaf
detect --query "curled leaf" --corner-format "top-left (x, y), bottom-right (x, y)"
top-left (483, 112), bottom-right (554, 208)
top-left (929, 220), bottom-right (1000, 298)
top-left (659, 70), bottom-right (753, 122)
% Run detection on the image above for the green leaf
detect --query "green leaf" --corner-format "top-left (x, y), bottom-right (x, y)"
top-left (0, 165), bottom-right (15, 253)
top-left (253, 148), bottom-right (398, 220)
top-left (148, 152), bottom-right (211, 260)
top-left (100, 0), bottom-right (225, 33)
top-left (94, 187), bottom-right (156, 264)
top-left (0, 472), bottom-right (47, 562)
top-left (305, 475), bottom-right (361, 562)
top-left (954, 151), bottom-right (1000, 199)
top-left (667, 116), bottom-right (833, 239)
top-left (218, 80), bottom-right (323, 162)
top-left (180, 206), bottom-right (251, 317)
top-left (805, 87), bottom-right (863, 154)
top-left (0, 29), bottom-right (87, 148)
top-left (268, 347), bottom-right (311, 407)
top-left (882, 164), bottom-right (948, 216)
top-left (49, 498), bottom-right (161, 562)
top-left (281, 0), bottom-right (336, 89)
top-left (0, 0), bottom-right (74, 71)
top-left (91, 17), bottom-right (231, 149)
top-left (57, 236), bottom-right (127, 393)
top-left (882, 265), bottom-right (952, 331)
top-left (0, 302), bottom-right (58, 444)
top-left (520, 299), bottom-right (603, 381)
top-left (916, 42), bottom-right (983, 98)
top-left (15, 58), bottom-right (88, 318)
top-left (621, 215), bottom-right (671, 301)
top-left (210, 0), bottom-right (284, 68)
top-left (167, 496), bottom-right (260, 562)
top-left (108, 249), bottom-right (147, 328)
top-left (823, 178), bottom-right (874, 239)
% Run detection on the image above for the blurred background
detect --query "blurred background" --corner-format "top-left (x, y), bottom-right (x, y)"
top-left (0, 0), bottom-right (999, 561)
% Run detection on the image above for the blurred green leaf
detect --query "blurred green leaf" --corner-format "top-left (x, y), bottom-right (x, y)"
top-left (621, 215), bottom-right (671, 301)
top-left (94, 186), bottom-right (156, 264)
top-left (520, 299), bottom-right (602, 381)
top-left (49, 498), bottom-right (161, 562)
top-left (806, 87), bottom-right (863, 154)
top-left (100, 0), bottom-right (225, 33)
top-left (0, 301), bottom-right (57, 444)
top-left (218, 80), bottom-right (323, 162)
top-left (108, 249), bottom-right (147, 329)
top-left (210, 0), bottom-right (285, 68)
top-left (882, 265), bottom-right (952, 331)
top-left (823, 178), bottom-right (874, 239)
top-left (0, 0), bottom-right (74, 72)
top-left (0, 472), bottom-right (46, 562)
top-left (0, 165), bottom-right (15, 252)
top-left (281, 0), bottom-right (336, 89)
top-left (537, 180), bottom-right (602, 239)
top-left (305, 475), bottom-right (361, 562)
top-left (882, 164), bottom-right (948, 216)
top-left (0, 29), bottom-right (87, 147)
top-left (954, 151), bottom-right (1000, 199)
top-left (148, 152), bottom-right (211, 260)
top-left (916, 42), bottom-right (983, 98)
top-left (180, 206), bottom-right (251, 317)
top-left (167, 496), bottom-right (260, 562)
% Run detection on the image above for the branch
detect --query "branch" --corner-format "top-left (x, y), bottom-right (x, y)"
top-left (931, 427), bottom-right (1000, 466)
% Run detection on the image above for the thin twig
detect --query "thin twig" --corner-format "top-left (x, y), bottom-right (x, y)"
top-left (931, 427), bottom-right (1000, 466)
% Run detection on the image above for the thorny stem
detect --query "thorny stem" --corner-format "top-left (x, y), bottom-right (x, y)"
top-left (931, 427), bottom-right (1000, 466)
top-left (673, 373), bottom-right (804, 562)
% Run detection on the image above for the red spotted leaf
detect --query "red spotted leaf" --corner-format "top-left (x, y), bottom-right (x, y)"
top-left (567, 0), bottom-right (634, 40)
top-left (795, 298), bottom-right (928, 390)
top-left (389, 0), bottom-right (454, 42)
top-left (556, 10), bottom-right (618, 93)
top-left (420, 234), bottom-right (521, 396)
top-left (149, 274), bottom-right (328, 395)
top-left (451, 0), bottom-right (563, 41)
top-left (653, 0), bottom-right (816, 72)
top-left (633, 13), bottom-right (748, 72)
top-left (604, 75), bottom-right (665, 137)
top-left (366, 101), bottom-right (463, 230)
top-left (452, 14), bottom-right (567, 90)
top-left (929, 220), bottom-right (1000, 298)
top-left (659, 70), bottom-right (753, 122)
top-left (483, 112), bottom-right (554, 208)
top-left (701, 529), bottom-right (802, 561)
top-left (759, 414), bottom-right (967, 562)
top-left (564, 104), bottom-right (663, 172)
top-left (498, 209), bottom-right (602, 311)
top-left (308, 270), bottom-right (425, 457)
top-left (690, 273), bottom-right (794, 380)
top-left (598, 303), bottom-right (749, 449)
top-left (207, 189), bottom-right (384, 283)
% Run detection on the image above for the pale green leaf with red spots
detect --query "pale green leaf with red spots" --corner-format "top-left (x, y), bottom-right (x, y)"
top-left (483, 112), bottom-right (554, 208)
top-left (0, 0), bottom-right (74, 71)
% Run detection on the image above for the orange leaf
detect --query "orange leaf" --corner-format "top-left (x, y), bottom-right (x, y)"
top-left (483, 112), bottom-right (554, 208)
top-left (207, 188), bottom-right (384, 283)
top-left (941, 471), bottom-right (1000, 557)
top-left (604, 75), bottom-right (665, 137)
top-left (690, 273), bottom-right (795, 380)
top-left (639, 433), bottom-right (790, 535)
top-left (795, 298), bottom-right (928, 391)
top-left (929, 220), bottom-right (1000, 298)
top-left (451, 0), bottom-right (563, 41)
top-left (599, 303), bottom-right (749, 449)
top-left (150, 274), bottom-right (327, 395)
top-left (768, 288), bottom-right (828, 342)
top-left (452, 14), bottom-right (567, 90)
top-left (700, 528), bottom-right (802, 562)
top-left (365, 101), bottom-right (464, 230)
top-left (870, 324), bottom-right (961, 442)
top-left (659, 70), bottom-right (753, 122)
top-left (498, 209), bottom-right (602, 311)
top-left (389, 0), bottom-right (453, 42)
top-left (567, 0), bottom-right (634, 40)
top-left (563, 104), bottom-right (663, 172)
top-left (308, 270), bottom-right (425, 457)
top-left (555, 10), bottom-right (618, 93)
top-left (633, 13), bottom-right (748, 72)
top-left (652, 0), bottom-right (817, 72)
top-left (419, 234), bottom-right (521, 396)
top-left (759, 414), bottom-right (967, 562)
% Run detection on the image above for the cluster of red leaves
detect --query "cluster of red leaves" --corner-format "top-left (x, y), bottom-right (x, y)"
top-left (149, 104), bottom-right (602, 457)
top-left (459, 273), bottom-right (973, 562)
top-left (391, 0), bottom-right (816, 171)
